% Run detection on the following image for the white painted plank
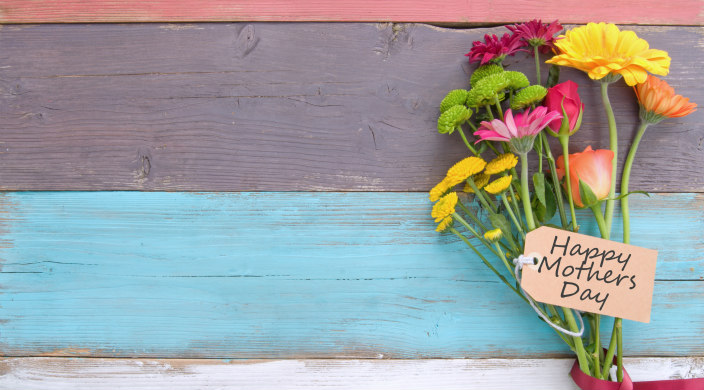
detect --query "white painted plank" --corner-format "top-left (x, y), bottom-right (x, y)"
top-left (1, 358), bottom-right (703, 390)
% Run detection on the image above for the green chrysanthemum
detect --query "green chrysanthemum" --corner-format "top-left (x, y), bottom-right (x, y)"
top-left (470, 64), bottom-right (504, 87)
top-left (504, 71), bottom-right (530, 90)
top-left (466, 73), bottom-right (510, 107)
top-left (440, 89), bottom-right (469, 113)
top-left (475, 73), bottom-right (511, 94)
top-left (437, 105), bottom-right (472, 134)
top-left (510, 85), bottom-right (548, 110)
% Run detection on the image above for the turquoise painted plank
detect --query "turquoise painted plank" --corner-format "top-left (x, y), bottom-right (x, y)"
top-left (0, 192), bottom-right (702, 358)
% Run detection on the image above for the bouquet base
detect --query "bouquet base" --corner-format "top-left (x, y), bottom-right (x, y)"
top-left (570, 359), bottom-right (704, 390)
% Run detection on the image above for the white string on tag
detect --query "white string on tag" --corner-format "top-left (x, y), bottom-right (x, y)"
top-left (513, 254), bottom-right (585, 337)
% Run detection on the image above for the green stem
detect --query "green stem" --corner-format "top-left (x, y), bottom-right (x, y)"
top-left (601, 318), bottom-right (621, 379)
top-left (467, 177), bottom-right (497, 214)
top-left (590, 205), bottom-right (608, 240)
top-left (562, 308), bottom-right (590, 373)
top-left (485, 104), bottom-right (494, 120)
top-left (536, 133), bottom-right (543, 172)
top-left (559, 135), bottom-right (578, 231)
top-left (449, 226), bottom-right (525, 300)
top-left (467, 120), bottom-right (478, 133)
top-left (622, 122), bottom-right (649, 244)
top-left (533, 45), bottom-right (541, 85)
top-left (519, 153), bottom-right (536, 231)
top-left (457, 199), bottom-right (489, 232)
top-left (452, 213), bottom-right (503, 259)
top-left (457, 127), bottom-right (479, 155)
top-left (501, 195), bottom-right (525, 240)
top-left (541, 133), bottom-right (568, 228)
top-left (507, 185), bottom-right (525, 233)
top-left (494, 95), bottom-right (504, 121)
top-left (601, 82), bottom-right (618, 237)
top-left (617, 321), bottom-right (623, 381)
top-left (593, 313), bottom-right (602, 378)
top-left (493, 243), bottom-right (515, 280)
top-left (486, 141), bottom-right (502, 156)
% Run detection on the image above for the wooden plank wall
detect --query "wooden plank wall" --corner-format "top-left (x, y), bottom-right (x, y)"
top-left (0, 3), bottom-right (702, 389)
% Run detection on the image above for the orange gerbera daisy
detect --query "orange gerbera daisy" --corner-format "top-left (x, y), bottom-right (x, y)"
top-left (635, 75), bottom-right (697, 122)
top-left (546, 23), bottom-right (670, 86)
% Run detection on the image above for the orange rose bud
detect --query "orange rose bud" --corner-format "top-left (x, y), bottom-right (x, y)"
top-left (556, 146), bottom-right (614, 208)
top-left (635, 75), bottom-right (697, 123)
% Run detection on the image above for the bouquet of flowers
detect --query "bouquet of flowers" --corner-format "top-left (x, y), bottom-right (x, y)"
top-left (430, 21), bottom-right (697, 387)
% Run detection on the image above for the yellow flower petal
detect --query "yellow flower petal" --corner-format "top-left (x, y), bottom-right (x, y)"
top-left (545, 23), bottom-right (671, 86)
top-left (429, 177), bottom-right (453, 202)
top-left (484, 153), bottom-right (518, 175)
top-left (446, 157), bottom-right (487, 187)
top-left (436, 216), bottom-right (453, 232)
top-left (484, 175), bottom-right (513, 194)
top-left (463, 173), bottom-right (491, 193)
top-left (431, 192), bottom-right (458, 222)
top-left (483, 228), bottom-right (503, 242)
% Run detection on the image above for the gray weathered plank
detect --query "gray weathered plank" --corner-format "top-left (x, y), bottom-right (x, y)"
top-left (0, 24), bottom-right (701, 191)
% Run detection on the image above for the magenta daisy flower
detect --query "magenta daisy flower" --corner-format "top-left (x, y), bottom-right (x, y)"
top-left (474, 107), bottom-right (562, 153)
top-left (506, 19), bottom-right (563, 54)
top-left (465, 33), bottom-right (525, 65)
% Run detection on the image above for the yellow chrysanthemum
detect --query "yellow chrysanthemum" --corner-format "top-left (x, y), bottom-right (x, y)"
top-left (484, 175), bottom-right (513, 194)
top-left (484, 153), bottom-right (518, 175)
top-left (436, 216), bottom-right (453, 232)
top-left (431, 192), bottom-right (458, 222)
top-left (483, 228), bottom-right (503, 242)
top-left (429, 177), bottom-right (453, 202)
top-left (463, 173), bottom-right (490, 193)
top-left (546, 23), bottom-right (670, 86)
top-left (446, 157), bottom-right (487, 186)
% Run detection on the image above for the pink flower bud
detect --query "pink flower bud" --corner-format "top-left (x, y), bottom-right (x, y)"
top-left (544, 80), bottom-right (585, 136)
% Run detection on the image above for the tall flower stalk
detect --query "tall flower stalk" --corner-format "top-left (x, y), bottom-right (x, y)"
top-left (546, 22), bottom-right (672, 380)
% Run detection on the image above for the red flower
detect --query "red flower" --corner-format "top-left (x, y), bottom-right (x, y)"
top-left (466, 33), bottom-right (525, 65)
top-left (544, 80), bottom-right (584, 136)
top-left (506, 19), bottom-right (563, 54)
top-left (555, 146), bottom-right (613, 207)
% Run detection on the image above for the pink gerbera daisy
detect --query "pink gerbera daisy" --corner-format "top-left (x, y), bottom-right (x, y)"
top-left (474, 107), bottom-right (562, 153)
top-left (506, 19), bottom-right (563, 54)
top-left (466, 33), bottom-right (525, 65)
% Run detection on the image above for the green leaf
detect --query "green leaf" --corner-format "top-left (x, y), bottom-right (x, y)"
top-left (536, 180), bottom-right (557, 223)
top-left (606, 191), bottom-right (651, 201)
top-left (489, 213), bottom-right (517, 248)
top-left (532, 172), bottom-right (546, 207)
top-left (578, 179), bottom-right (598, 208)
top-left (546, 65), bottom-right (560, 89)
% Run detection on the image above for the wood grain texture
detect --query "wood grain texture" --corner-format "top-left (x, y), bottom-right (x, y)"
top-left (0, 0), bottom-right (701, 24)
top-left (0, 192), bottom-right (701, 358)
top-left (2, 357), bottom-right (704, 390)
top-left (0, 23), bottom-right (701, 192)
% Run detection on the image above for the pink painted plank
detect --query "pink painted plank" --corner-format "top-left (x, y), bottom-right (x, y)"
top-left (0, 0), bottom-right (701, 25)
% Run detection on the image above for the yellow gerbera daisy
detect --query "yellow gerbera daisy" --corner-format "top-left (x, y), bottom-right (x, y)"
top-left (485, 175), bottom-right (513, 194)
top-left (463, 173), bottom-right (490, 193)
top-left (429, 177), bottom-right (453, 202)
top-left (483, 228), bottom-right (503, 242)
top-left (436, 216), bottom-right (453, 232)
top-left (546, 23), bottom-right (670, 86)
top-left (484, 153), bottom-right (518, 175)
top-left (446, 157), bottom-right (487, 186)
top-left (431, 192), bottom-right (458, 222)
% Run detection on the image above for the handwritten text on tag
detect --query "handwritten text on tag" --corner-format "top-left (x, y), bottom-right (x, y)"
top-left (520, 226), bottom-right (657, 323)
